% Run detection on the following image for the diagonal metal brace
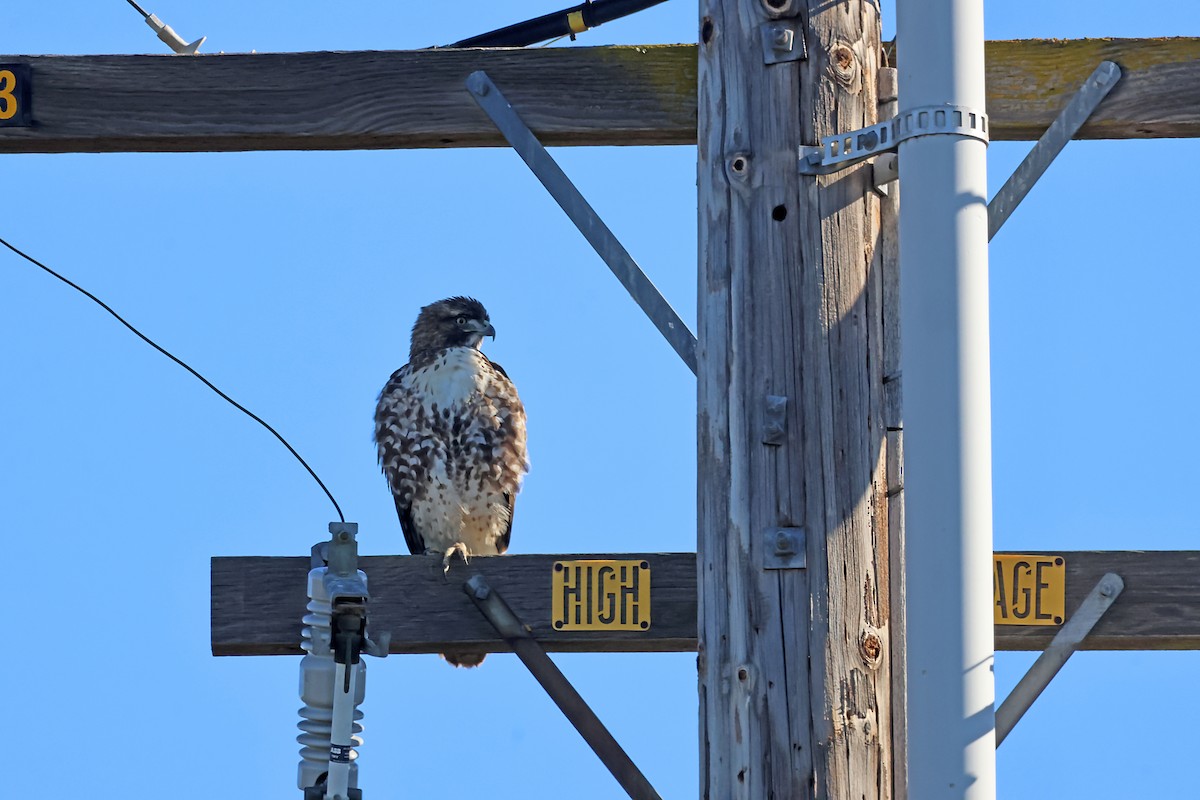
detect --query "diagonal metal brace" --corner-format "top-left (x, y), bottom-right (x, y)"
top-left (988, 61), bottom-right (1122, 241)
top-left (463, 575), bottom-right (663, 800)
top-left (465, 70), bottom-right (698, 375)
top-left (995, 572), bottom-right (1124, 747)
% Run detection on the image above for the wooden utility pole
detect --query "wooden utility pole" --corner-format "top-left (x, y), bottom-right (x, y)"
top-left (697, 1), bottom-right (892, 797)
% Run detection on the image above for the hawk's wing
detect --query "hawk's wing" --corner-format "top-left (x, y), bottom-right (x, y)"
top-left (393, 492), bottom-right (425, 555)
top-left (374, 365), bottom-right (428, 555)
top-left (489, 357), bottom-right (519, 555)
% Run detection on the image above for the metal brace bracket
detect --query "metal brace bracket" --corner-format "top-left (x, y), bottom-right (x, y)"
top-left (761, 18), bottom-right (807, 65)
top-left (463, 575), bottom-right (663, 800)
top-left (799, 104), bottom-right (990, 176)
top-left (465, 70), bottom-right (698, 376)
top-left (994, 571), bottom-right (1124, 747)
top-left (988, 60), bottom-right (1121, 241)
top-left (872, 152), bottom-right (899, 194)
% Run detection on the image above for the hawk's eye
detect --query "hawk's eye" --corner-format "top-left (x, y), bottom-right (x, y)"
top-left (456, 316), bottom-right (468, 326)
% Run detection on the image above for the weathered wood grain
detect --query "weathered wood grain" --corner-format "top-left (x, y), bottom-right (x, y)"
top-left (0, 46), bottom-right (696, 153)
top-left (212, 551), bottom-right (1200, 655)
top-left (1, 38), bottom-right (1198, 154)
top-left (698, 1), bottom-right (892, 797)
top-left (211, 552), bottom-right (696, 657)
top-left (983, 38), bottom-right (1200, 140)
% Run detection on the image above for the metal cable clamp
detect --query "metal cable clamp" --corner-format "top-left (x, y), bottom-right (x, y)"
top-left (799, 104), bottom-right (990, 176)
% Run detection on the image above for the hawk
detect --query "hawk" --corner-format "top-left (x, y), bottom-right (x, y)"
top-left (374, 297), bottom-right (528, 667)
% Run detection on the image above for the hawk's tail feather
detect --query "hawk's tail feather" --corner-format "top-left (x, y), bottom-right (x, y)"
top-left (442, 652), bottom-right (487, 668)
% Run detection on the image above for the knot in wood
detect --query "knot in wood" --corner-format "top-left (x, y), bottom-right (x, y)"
top-left (859, 630), bottom-right (883, 667)
top-left (828, 43), bottom-right (862, 93)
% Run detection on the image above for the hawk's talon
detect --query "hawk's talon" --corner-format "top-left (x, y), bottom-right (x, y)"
top-left (442, 542), bottom-right (471, 575)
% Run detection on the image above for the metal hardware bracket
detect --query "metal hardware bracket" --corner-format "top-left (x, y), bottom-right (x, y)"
top-left (465, 70), bottom-right (698, 375)
top-left (762, 527), bottom-right (807, 570)
top-left (762, 394), bottom-right (788, 445)
top-left (464, 575), bottom-right (663, 800)
top-left (994, 571), bottom-right (1124, 747)
top-left (988, 60), bottom-right (1121, 241)
top-left (872, 152), bottom-right (899, 194)
top-left (126, 1), bottom-right (206, 54)
top-left (799, 104), bottom-right (989, 176)
top-left (761, 19), bottom-right (807, 65)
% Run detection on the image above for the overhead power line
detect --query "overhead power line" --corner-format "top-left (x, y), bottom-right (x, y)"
top-left (0, 235), bottom-right (346, 523)
top-left (447, 0), bottom-right (670, 48)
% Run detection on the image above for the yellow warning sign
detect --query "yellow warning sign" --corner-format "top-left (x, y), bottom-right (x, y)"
top-left (551, 560), bottom-right (651, 631)
top-left (994, 554), bottom-right (1066, 626)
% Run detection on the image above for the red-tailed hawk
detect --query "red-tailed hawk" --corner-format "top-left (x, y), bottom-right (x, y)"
top-left (374, 297), bottom-right (528, 667)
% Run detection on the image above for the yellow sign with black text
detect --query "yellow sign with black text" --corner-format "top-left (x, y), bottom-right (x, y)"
top-left (993, 554), bottom-right (1065, 626)
top-left (552, 560), bottom-right (651, 631)
top-left (0, 64), bottom-right (32, 127)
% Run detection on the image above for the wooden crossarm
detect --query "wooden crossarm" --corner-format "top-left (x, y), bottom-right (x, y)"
top-left (211, 550), bottom-right (1200, 656)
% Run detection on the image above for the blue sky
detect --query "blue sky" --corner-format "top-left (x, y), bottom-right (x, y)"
top-left (4, 2), bottom-right (1198, 798)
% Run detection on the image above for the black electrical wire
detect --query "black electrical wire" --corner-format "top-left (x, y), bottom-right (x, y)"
top-left (125, 0), bottom-right (149, 19)
top-left (447, 0), bottom-right (670, 48)
top-left (0, 235), bottom-right (346, 523)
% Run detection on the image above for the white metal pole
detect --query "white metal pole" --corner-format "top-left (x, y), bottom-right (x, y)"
top-left (896, 0), bottom-right (996, 796)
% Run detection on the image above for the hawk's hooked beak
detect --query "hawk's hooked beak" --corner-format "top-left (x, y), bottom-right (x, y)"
top-left (464, 318), bottom-right (496, 340)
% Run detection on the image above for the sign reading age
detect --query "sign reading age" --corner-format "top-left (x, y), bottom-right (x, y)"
top-left (0, 64), bottom-right (32, 127)
top-left (552, 559), bottom-right (651, 631)
top-left (994, 554), bottom-right (1066, 626)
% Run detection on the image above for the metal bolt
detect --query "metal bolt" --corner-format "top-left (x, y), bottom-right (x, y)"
top-left (465, 575), bottom-right (492, 600)
top-left (771, 27), bottom-right (793, 52)
top-left (774, 530), bottom-right (794, 555)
